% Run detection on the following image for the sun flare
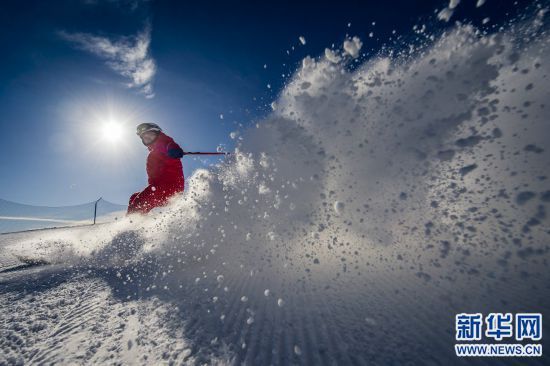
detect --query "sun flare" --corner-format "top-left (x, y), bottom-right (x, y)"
top-left (102, 120), bottom-right (123, 143)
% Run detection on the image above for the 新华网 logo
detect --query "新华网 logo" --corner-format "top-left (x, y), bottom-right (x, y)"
top-left (454, 312), bottom-right (542, 357)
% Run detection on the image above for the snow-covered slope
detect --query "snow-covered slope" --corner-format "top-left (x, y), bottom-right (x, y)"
top-left (1, 11), bottom-right (550, 365)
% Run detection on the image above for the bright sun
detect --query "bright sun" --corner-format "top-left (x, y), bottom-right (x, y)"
top-left (102, 120), bottom-right (123, 143)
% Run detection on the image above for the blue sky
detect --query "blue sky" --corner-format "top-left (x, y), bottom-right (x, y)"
top-left (0, 0), bottom-right (527, 206)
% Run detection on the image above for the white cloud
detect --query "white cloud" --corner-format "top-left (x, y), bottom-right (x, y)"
top-left (59, 26), bottom-right (156, 98)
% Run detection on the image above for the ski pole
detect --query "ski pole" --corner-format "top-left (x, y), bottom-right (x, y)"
top-left (183, 151), bottom-right (231, 156)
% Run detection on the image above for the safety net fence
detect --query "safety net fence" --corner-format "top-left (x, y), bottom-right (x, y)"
top-left (0, 198), bottom-right (126, 234)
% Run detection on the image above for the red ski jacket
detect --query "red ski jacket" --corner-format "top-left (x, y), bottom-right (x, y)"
top-left (146, 132), bottom-right (185, 188)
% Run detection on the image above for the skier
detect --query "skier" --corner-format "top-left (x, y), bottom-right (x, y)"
top-left (127, 122), bottom-right (185, 214)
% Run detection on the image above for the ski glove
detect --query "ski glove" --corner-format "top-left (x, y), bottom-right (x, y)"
top-left (167, 147), bottom-right (184, 158)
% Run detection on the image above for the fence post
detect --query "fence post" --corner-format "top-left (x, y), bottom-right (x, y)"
top-left (93, 197), bottom-right (102, 225)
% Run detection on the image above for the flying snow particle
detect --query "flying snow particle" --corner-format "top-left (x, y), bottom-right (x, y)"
top-left (299, 36), bottom-right (306, 45)
top-left (241, 296), bottom-right (248, 302)
top-left (343, 36), bottom-right (363, 58)
top-left (325, 48), bottom-right (341, 63)
top-left (438, 0), bottom-right (461, 22)
top-left (247, 317), bottom-right (254, 325)
top-left (534, 9), bottom-right (548, 28)
top-left (264, 289), bottom-right (270, 296)
top-left (476, 0), bottom-right (486, 7)
top-left (334, 201), bottom-right (345, 215)
top-left (277, 298), bottom-right (285, 307)
top-left (438, 8), bottom-right (454, 22)
top-left (259, 184), bottom-right (271, 194)
top-left (216, 275), bottom-right (224, 283)
top-left (302, 56), bottom-right (315, 69)
top-left (365, 317), bottom-right (377, 326)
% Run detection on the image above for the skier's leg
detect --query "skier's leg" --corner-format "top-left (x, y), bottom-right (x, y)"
top-left (128, 181), bottom-right (184, 215)
top-left (156, 182), bottom-right (184, 206)
top-left (127, 186), bottom-right (159, 214)
top-left (127, 192), bottom-right (140, 214)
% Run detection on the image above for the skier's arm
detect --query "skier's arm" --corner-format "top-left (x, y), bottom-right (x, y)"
top-left (166, 141), bottom-right (184, 159)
